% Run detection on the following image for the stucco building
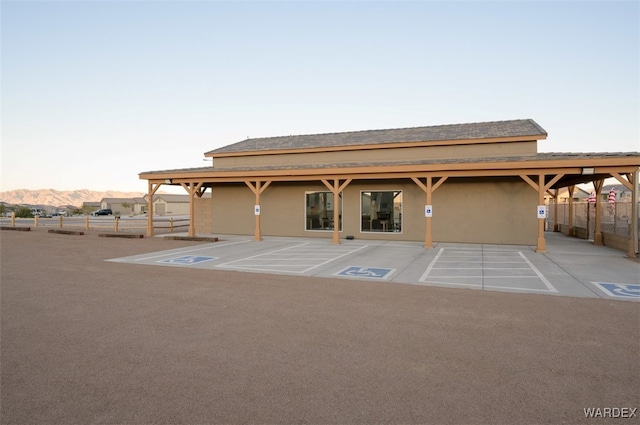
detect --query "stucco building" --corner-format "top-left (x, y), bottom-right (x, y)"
top-left (139, 119), bottom-right (640, 256)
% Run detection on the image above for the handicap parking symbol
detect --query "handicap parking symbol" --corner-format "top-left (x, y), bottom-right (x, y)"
top-left (592, 282), bottom-right (640, 299)
top-left (337, 266), bottom-right (394, 279)
top-left (159, 255), bottom-right (217, 265)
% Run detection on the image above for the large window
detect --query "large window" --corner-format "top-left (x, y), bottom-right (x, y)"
top-left (361, 191), bottom-right (402, 233)
top-left (305, 191), bottom-right (342, 231)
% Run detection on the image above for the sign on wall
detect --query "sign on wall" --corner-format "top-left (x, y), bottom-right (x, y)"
top-left (425, 205), bottom-right (433, 217)
top-left (537, 205), bottom-right (547, 219)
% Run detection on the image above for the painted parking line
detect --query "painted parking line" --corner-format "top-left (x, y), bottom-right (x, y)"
top-left (419, 248), bottom-right (558, 293)
top-left (592, 282), bottom-right (640, 299)
top-left (216, 242), bottom-right (369, 274)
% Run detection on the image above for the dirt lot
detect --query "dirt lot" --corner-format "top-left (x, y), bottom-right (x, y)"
top-left (1, 228), bottom-right (638, 424)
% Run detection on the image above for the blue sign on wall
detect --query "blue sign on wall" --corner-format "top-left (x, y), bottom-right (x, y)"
top-left (592, 282), bottom-right (640, 299)
top-left (337, 266), bottom-right (394, 279)
top-left (159, 255), bottom-right (217, 265)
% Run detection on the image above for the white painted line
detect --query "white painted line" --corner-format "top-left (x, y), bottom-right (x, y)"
top-left (419, 248), bottom-right (445, 282)
top-left (130, 240), bottom-right (252, 262)
top-left (302, 245), bottom-right (369, 273)
top-left (217, 242), bottom-right (311, 266)
top-left (517, 252), bottom-right (558, 292)
top-left (216, 243), bottom-right (369, 274)
top-left (418, 280), bottom-right (558, 293)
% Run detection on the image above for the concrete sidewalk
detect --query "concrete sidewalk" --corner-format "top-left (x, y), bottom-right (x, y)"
top-left (111, 231), bottom-right (640, 301)
top-left (1, 228), bottom-right (638, 424)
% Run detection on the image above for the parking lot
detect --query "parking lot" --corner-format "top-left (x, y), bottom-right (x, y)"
top-left (2, 228), bottom-right (638, 424)
top-left (110, 231), bottom-right (640, 301)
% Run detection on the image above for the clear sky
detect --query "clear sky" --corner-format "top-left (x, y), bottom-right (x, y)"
top-left (2, 0), bottom-right (638, 193)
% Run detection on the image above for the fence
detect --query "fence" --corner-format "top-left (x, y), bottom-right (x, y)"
top-left (548, 201), bottom-right (639, 251)
top-left (3, 214), bottom-right (190, 234)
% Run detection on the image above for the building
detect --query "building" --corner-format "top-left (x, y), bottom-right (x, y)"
top-left (139, 119), bottom-right (640, 256)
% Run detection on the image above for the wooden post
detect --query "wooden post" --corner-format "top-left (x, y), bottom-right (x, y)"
top-left (520, 174), bottom-right (563, 253)
top-left (628, 170), bottom-right (638, 258)
top-left (411, 176), bottom-right (447, 249)
top-left (321, 178), bottom-right (351, 245)
top-left (170, 217), bottom-right (174, 233)
top-left (593, 179), bottom-right (604, 245)
top-left (59, 215), bottom-right (63, 229)
top-left (537, 174), bottom-right (546, 253)
top-left (567, 185), bottom-right (575, 237)
top-left (146, 182), bottom-right (162, 237)
top-left (11, 212), bottom-right (15, 227)
top-left (245, 180), bottom-right (271, 241)
top-left (115, 217), bottom-right (119, 232)
top-left (552, 190), bottom-right (560, 232)
top-left (86, 216), bottom-right (90, 230)
top-left (254, 181), bottom-right (262, 241)
top-left (180, 182), bottom-right (202, 238)
top-left (34, 215), bottom-right (39, 228)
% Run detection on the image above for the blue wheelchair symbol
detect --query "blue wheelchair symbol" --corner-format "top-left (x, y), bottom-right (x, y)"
top-left (593, 282), bottom-right (640, 299)
top-left (159, 255), bottom-right (216, 265)
top-left (337, 266), bottom-right (394, 279)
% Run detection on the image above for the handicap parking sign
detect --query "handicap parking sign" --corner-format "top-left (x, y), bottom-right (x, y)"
top-left (592, 282), bottom-right (640, 299)
top-left (159, 255), bottom-right (217, 265)
top-left (336, 266), bottom-right (395, 279)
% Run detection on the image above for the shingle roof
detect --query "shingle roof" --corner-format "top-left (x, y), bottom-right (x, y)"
top-left (140, 152), bottom-right (639, 176)
top-left (206, 119), bottom-right (547, 155)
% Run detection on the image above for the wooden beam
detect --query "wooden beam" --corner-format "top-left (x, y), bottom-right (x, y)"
top-left (610, 172), bottom-right (633, 191)
top-left (519, 174), bottom-right (539, 191)
top-left (146, 182), bottom-right (162, 237)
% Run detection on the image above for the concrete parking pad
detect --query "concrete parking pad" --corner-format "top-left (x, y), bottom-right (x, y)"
top-left (109, 232), bottom-right (639, 300)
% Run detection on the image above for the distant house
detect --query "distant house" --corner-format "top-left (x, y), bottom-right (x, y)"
top-left (100, 197), bottom-right (148, 216)
top-left (602, 184), bottom-right (636, 202)
top-left (546, 186), bottom-right (590, 203)
top-left (83, 202), bottom-right (101, 213)
top-left (145, 194), bottom-right (210, 216)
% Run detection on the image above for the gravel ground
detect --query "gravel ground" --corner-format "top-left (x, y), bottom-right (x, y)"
top-left (1, 228), bottom-right (638, 424)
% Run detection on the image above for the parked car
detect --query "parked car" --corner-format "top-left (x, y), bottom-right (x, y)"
top-left (92, 208), bottom-right (113, 216)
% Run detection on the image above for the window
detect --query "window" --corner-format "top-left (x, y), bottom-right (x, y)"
top-left (305, 191), bottom-right (342, 231)
top-left (361, 191), bottom-right (402, 233)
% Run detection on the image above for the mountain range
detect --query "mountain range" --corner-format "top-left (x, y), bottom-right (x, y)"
top-left (0, 189), bottom-right (145, 208)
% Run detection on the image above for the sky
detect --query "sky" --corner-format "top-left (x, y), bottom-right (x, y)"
top-left (1, 0), bottom-right (638, 194)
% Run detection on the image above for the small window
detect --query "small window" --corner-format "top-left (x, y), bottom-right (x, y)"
top-left (305, 191), bottom-right (342, 231)
top-left (361, 191), bottom-right (402, 233)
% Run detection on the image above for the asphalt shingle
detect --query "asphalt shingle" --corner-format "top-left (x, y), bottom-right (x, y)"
top-left (206, 119), bottom-right (548, 155)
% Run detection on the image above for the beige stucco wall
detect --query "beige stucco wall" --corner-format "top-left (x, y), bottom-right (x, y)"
top-left (209, 178), bottom-right (538, 245)
top-left (212, 141), bottom-right (538, 169)
top-left (194, 196), bottom-right (213, 234)
top-left (153, 200), bottom-right (190, 216)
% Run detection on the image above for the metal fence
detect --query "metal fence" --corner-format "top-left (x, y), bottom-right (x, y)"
top-left (548, 201), bottom-right (639, 240)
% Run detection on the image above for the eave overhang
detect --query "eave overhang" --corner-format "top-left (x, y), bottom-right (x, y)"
top-left (140, 153), bottom-right (640, 189)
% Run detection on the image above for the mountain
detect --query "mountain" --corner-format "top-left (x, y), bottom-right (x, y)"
top-left (0, 189), bottom-right (145, 208)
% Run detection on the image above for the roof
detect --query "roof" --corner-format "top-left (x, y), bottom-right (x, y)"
top-left (142, 152), bottom-right (639, 176)
top-left (206, 119), bottom-right (547, 155)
